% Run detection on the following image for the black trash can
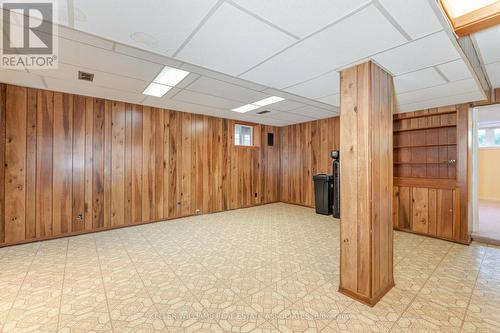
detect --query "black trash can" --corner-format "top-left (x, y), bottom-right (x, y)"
top-left (313, 174), bottom-right (333, 215)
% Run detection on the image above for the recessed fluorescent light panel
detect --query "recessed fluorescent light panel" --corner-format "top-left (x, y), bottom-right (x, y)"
top-left (142, 66), bottom-right (190, 97)
top-left (153, 66), bottom-right (190, 86)
top-left (232, 104), bottom-right (261, 113)
top-left (232, 96), bottom-right (285, 113)
top-left (253, 96), bottom-right (285, 107)
top-left (143, 82), bottom-right (172, 97)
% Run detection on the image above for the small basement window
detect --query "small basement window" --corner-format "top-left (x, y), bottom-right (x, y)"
top-left (479, 127), bottom-right (500, 148)
top-left (235, 124), bottom-right (254, 147)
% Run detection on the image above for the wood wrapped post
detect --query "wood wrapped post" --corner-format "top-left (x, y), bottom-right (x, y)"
top-left (339, 61), bottom-right (395, 306)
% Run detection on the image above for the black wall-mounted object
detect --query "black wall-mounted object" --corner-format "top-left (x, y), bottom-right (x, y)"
top-left (331, 150), bottom-right (340, 219)
top-left (267, 133), bottom-right (274, 146)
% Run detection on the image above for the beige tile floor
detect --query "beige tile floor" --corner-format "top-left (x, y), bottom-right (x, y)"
top-left (0, 203), bottom-right (499, 332)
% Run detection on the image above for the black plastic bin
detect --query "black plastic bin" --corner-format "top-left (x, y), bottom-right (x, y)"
top-left (313, 174), bottom-right (333, 215)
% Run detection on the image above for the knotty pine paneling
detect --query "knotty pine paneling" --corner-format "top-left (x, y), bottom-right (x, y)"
top-left (0, 84), bottom-right (280, 246)
top-left (279, 117), bottom-right (340, 207)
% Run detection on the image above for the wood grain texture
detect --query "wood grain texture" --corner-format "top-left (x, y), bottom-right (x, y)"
top-left (412, 187), bottom-right (429, 234)
top-left (339, 61), bottom-right (394, 306)
top-left (4, 85), bottom-right (27, 243)
top-left (279, 117), bottom-right (339, 207)
top-left (0, 85), bottom-right (5, 244)
top-left (393, 104), bottom-right (470, 244)
top-left (25, 89), bottom-right (37, 240)
top-left (52, 93), bottom-right (73, 236)
top-left (0, 84), bottom-right (280, 246)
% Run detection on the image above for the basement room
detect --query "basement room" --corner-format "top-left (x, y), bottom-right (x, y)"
top-left (1, 0), bottom-right (500, 332)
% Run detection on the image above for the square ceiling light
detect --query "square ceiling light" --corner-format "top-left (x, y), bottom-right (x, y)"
top-left (232, 104), bottom-right (261, 113)
top-left (143, 82), bottom-right (172, 97)
top-left (153, 66), bottom-right (190, 86)
top-left (253, 96), bottom-right (285, 107)
top-left (143, 66), bottom-right (190, 97)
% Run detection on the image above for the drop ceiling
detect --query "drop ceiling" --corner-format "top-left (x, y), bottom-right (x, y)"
top-left (472, 25), bottom-right (500, 89)
top-left (0, 0), bottom-right (493, 126)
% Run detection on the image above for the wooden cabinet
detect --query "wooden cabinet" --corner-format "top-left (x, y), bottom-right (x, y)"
top-left (412, 187), bottom-right (429, 234)
top-left (393, 184), bottom-right (462, 243)
top-left (392, 106), bottom-right (470, 245)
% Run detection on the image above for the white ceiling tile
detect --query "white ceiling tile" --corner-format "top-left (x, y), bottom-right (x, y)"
top-left (114, 43), bottom-right (183, 68)
top-left (0, 69), bottom-right (46, 89)
top-left (485, 62), bottom-right (500, 88)
top-left (73, 0), bottom-right (218, 56)
top-left (266, 99), bottom-right (304, 111)
top-left (57, 26), bottom-right (114, 50)
top-left (317, 93), bottom-right (340, 107)
top-left (397, 91), bottom-right (486, 113)
top-left (290, 106), bottom-right (338, 119)
top-left (173, 90), bottom-right (241, 109)
top-left (232, 0), bottom-right (370, 38)
top-left (436, 59), bottom-right (472, 82)
top-left (55, 0), bottom-right (70, 26)
top-left (263, 88), bottom-right (338, 112)
top-left (285, 71), bottom-right (340, 99)
top-left (30, 63), bottom-right (149, 94)
top-left (378, 0), bottom-right (442, 39)
top-left (394, 67), bottom-right (446, 94)
top-left (397, 78), bottom-right (480, 105)
top-left (174, 73), bottom-right (201, 89)
top-left (176, 3), bottom-right (296, 75)
top-left (269, 111), bottom-right (316, 123)
top-left (58, 38), bottom-right (164, 81)
top-left (185, 76), bottom-right (268, 103)
top-left (180, 63), bottom-right (268, 91)
top-left (260, 119), bottom-right (290, 127)
top-left (372, 31), bottom-right (460, 75)
top-left (473, 25), bottom-right (500, 64)
top-left (241, 5), bottom-right (406, 88)
top-left (142, 96), bottom-right (222, 116)
top-left (44, 77), bottom-right (145, 104)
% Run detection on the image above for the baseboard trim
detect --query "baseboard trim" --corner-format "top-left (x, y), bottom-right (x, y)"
top-left (471, 233), bottom-right (500, 246)
top-left (338, 282), bottom-right (395, 307)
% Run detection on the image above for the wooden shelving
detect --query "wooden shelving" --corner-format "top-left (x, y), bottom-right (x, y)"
top-left (393, 124), bottom-right (456, 133)
top-left (393, 110), bottom-right (456, 121)
top-left (394, 143), bottom-right (456, 148)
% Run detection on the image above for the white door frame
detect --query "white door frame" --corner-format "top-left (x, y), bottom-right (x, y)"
top-left (471, 107), bottom-right (479, 235)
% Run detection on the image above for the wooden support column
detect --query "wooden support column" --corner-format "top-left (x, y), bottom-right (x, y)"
top-left (339, 61), bottom-right (394, 306)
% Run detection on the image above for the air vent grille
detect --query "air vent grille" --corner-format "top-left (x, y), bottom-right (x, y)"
top-left (78, 71), bottom-right (94, 82)
top-left (256, 110), bottom-right (270, 114)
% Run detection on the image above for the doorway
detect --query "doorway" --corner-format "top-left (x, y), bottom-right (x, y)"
top-left (472, 104), bottom-right (500, 244)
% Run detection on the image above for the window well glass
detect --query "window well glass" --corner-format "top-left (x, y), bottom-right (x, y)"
top-left (235, 124), bottom-right (253, 146)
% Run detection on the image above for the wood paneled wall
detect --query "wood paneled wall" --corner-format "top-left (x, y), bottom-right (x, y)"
top-left (339, 61), bottom-right (394, 306)
top-left (0, 84), bottom-right (280, 246)
top-left (279, 117), bottom-right (340, 207)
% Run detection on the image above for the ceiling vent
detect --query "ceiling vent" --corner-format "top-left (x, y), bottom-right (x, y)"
top-left (256, 110), bottom-right (271, 115)
top-left (78, 71), bottom-right (94, 82)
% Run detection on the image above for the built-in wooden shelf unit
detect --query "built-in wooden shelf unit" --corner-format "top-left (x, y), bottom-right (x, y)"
top-left (393, 108), bottom-right (457, 180)
top-left (393, 106), bottom-right (470, 245)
